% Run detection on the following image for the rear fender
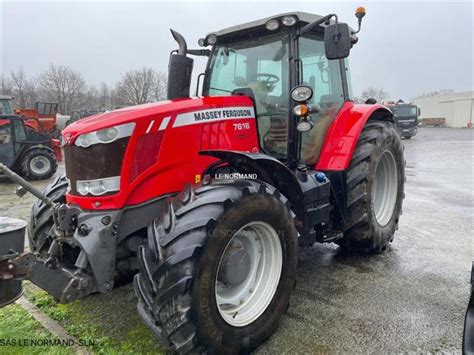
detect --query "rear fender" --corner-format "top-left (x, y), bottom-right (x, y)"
top-left (200, 150), bottom-right (306, 221)
top-left (316, 102), bottom-right (394, 171)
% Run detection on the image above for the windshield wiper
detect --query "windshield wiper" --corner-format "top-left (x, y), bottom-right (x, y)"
top-left (209, 87), bottom-right (233, 93)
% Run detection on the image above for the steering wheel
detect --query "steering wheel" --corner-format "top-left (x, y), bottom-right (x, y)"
top-left (253, 73), bottom-right (280, 86)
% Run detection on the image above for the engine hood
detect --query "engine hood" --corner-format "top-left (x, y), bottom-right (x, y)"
top-left (62, 96), bottom-right (253, 144)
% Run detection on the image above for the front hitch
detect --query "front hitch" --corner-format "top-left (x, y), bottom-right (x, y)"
top-left (0, 164), bottom-right (97, 305)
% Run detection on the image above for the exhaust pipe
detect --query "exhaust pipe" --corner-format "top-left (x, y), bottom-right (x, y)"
top-left (167, 29), bottom-right (194, 100)
top-left (170, 29), bottom-right (187, 56)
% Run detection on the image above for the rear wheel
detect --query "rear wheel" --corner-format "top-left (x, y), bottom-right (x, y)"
top-left (135, 179), bottom-right (298, 353)
top-left (21, 148), bottom-right (57, 180)
top-left (340, 120), bottom-right (405, 253)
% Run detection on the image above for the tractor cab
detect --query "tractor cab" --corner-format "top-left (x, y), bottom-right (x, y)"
top-left (0, 95), bottom-right (14, 115)
top-left (0, 115), bottom-right (60, 180)
top-left (199, 12), bottom-right (358, 166)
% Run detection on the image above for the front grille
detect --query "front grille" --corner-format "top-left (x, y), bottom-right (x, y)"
top-left (64, 137), bottom-right (129, 195)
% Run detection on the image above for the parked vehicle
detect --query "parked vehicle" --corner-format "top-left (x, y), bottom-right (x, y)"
top-left (0, 8), bottom-right (405, 353)
top-left (385, 101), bottom-right (420, 138)
top-left (0, 115), bottom-right (61, 180)
top-left (15, 102), bottom-right (63, 139)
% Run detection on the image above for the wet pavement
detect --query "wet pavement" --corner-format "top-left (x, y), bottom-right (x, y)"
top-left (0, 128), bottom-right (472, 352)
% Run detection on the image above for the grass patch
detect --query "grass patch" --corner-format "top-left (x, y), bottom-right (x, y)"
top-left (0, 302), bottom-right (72, 355)
top-left (23, 282), bottom-right (162, 354)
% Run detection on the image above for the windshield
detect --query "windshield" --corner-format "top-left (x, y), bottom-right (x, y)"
top-left (0, 99), bottom-right (13, 115)
top-left (207, 33), bottom-right (290, 159)
top-left (391, 106), bottom-right (417, 116)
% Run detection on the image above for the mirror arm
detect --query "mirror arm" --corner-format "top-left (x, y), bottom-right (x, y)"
top-left (187, 49), bottom-right (211, 57)
top-left (299, 14), bottom-right (336, 37)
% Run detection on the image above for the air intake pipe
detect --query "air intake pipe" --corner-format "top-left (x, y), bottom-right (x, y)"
top-left (167, 29), bottom-right (194, 100)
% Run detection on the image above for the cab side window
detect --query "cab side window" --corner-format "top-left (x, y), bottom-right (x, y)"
top-left (12, 120), bottom-right (27, 141)
top-left (0, 124), bottom-right (12, 144)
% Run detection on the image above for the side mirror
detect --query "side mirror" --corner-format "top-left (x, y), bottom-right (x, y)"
top-left (417, 107), bottom-right (421, 116)
top-left (324, 23), bottom-right (351, 60)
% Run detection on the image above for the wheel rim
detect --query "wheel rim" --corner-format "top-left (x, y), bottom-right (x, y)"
top-left (215, 221), bottom-right (282, 327)
top-left (373, 150), bottom-right (398, 226)
top-left (29, 156), bottom-right (51, 176)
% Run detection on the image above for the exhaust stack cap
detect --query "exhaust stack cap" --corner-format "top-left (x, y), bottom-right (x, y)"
top-left (170, 29), bottom-right (187, 56)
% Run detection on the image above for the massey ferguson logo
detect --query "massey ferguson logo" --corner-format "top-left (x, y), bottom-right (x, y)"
top-left (173, 107), bottom-right (255, 127)
top-left (62, 133), bottom-right (73, 146)
top-left (193, 109), bottom-right (253, 122)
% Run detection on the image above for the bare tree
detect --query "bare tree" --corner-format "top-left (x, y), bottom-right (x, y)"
top-left (115, 67), bottom-right (166, 106)
top-left (10, 68), bottom-right (37, 108)
top-left (38, 64), bottom-right (86, 114)
top-left (0, 74), bottom-right (13, 96)
top-left (154, 72), bottom-right (167, 102)
top-left (98, 82), bottom-right (111, 110)
top-left (360, 87), bottom-right (389, 103)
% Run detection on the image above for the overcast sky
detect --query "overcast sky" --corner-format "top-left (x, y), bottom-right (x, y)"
top-left (1, 1), bottom-right (473, 100)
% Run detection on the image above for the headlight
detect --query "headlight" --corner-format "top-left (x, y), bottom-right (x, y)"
top-left (282, 16), bottom-right (297, 26)
top-left (75, 122), bottom-right (135, 148)
top-left (291, 85), bottom-right (313, 102)
top-left (297, 119), bottom-right (313, 132)
top-left (77, 176), bottom-right (120, 196)
top-left (265, 19), bottom-right (280, 31)
top-left (206, 34), bottom-right (217, 45)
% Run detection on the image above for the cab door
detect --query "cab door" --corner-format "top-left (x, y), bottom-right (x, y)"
top-left (0, 121), bottom-right (15, 168)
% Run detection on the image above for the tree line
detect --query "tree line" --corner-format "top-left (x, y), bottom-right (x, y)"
top-left (1, 65), bottom-right (453, 115)
top-left (1, 65), bottom-right (167, 116)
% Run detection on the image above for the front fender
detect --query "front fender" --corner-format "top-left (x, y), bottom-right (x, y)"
top-left (200, 150), bottom-right (306, 220)
top-left (316, 102), bottom-right (394, 171)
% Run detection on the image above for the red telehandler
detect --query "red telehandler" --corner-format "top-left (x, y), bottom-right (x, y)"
top-left (0, 8), bottom-right (405, 353)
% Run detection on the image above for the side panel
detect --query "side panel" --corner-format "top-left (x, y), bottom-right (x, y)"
top-left (315, 102), bottom-right (394, 171)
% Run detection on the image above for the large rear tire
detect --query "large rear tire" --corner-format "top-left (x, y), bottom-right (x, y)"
top-left (339, 120), bottom-right (405, 253)
top-left (135, 179), bottom-right (298, 353)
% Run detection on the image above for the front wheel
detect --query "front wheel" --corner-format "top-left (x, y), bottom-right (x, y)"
top-left (135, 180), bottom-right (298, 353)
top-left (339, 120), bottom-right (405, 253)
top-left (21, 148), bottom-right (57, 180)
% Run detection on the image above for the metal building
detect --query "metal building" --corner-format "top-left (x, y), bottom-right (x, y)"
top-left (413, 91), bottom-right (474, 128)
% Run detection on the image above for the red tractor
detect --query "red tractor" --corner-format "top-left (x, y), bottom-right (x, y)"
top-left (1, 8), bottom-right (405, 353)
top-left (15, 102), bottom-right (63, 139)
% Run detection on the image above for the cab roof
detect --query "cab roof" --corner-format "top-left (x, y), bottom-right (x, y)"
top-left (207, 12), bottom-right (356, 41)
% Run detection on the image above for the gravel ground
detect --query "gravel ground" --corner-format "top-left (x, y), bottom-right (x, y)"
top-left (0, 127), bottom-right (472, 352)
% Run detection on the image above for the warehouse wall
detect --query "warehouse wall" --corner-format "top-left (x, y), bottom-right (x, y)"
top-left (413, 91), bottom-right (473, 128)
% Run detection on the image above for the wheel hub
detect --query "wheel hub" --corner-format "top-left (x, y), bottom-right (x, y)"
top-left (30, 156), bottom-right (51, 175)
top-left (373, 150), bottom-right (398, 226)
top-left (218, 241), bottom-right (251, 286)
top-left (215, 221), bottom-right (282, 327)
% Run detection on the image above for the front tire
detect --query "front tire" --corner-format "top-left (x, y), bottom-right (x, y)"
top-left (135, 179), bottom-right (298, 353)
top-left (21, 148), bottom-right (57, 180)
top-left (28, 175), bottom-right (68, 255)
top-left (340, 120), bottom-right (405, 253)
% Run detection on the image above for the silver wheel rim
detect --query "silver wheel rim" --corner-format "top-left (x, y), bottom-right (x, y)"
top-left (215, 221), bottom-right (282, 327)
top-left (373, 150), bottom-right (398, 226)
top-left (29, 156), bottom-right (51, 176)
